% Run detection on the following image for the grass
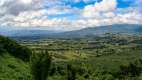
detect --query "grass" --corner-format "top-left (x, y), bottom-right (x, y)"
top-left (0, 53), bottom-right (31, 80)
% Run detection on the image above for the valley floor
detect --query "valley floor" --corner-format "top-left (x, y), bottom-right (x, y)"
top-left (1, 34), bottom-right (142, 80)
top-left (18, 34), bottom-right (142, 80)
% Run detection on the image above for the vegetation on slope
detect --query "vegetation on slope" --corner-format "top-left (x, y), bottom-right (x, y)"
top-left (0, 36), bottom-right (31, 61)
top-left (0, 35), bottom-right (32, 80)
top-left (0, 53), bottom-right (31, 80)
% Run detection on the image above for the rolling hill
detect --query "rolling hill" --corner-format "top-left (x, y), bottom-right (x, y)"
top-left (57, 24), bottom-right (142, 38)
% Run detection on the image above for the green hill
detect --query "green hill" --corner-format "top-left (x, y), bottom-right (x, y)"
top-left (0, 36), bottom-right (31, 61)
top-left (0, 35), bottom-right (32, 80)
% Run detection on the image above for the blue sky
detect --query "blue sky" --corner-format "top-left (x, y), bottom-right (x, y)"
top-left (0, 0), bottom-right (141, 31)
top-left (63, 0), bottom-right (133, 8)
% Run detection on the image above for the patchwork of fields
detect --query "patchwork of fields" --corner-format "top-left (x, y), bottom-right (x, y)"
top-left (17, 34), bottom-right (142, 80)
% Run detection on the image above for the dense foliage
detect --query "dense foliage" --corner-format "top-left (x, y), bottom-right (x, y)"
top-left (30, 51), bottom-right (52, 80)
top-left (0, 35), bottom-right (31, 61)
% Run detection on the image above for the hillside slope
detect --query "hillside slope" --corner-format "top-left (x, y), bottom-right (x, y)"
top-left (0, 36), bottom-right (32, 80)
top-left (0, 53), bottom-right (31, 80)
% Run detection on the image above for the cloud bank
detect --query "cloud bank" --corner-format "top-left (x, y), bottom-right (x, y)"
top-left (0, 0), bottom-right (142, 31)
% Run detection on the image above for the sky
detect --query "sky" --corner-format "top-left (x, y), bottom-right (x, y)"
top-left (0, 0), bottom-right (142, 31)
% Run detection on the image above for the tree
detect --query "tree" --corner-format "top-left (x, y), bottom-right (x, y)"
top-left (0, 45), bottom-right (6, 54)
top-left (30, 51), bottom-right (52, 80)
top-left (67, 64), bottom-right (77, 80)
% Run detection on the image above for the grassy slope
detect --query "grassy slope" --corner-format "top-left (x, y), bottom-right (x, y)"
top-left (0, 53), bottom-right (31, 80)
top-left (0, 35), bottom-right (32, 80)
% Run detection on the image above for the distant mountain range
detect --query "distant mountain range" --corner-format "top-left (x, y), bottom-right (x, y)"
top-left (1, 24), bottom-right (142, 39)
top-left (58, 24), bottom-right (142, 38)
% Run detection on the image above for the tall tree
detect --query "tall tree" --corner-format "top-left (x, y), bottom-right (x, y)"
top-left (67, 64), bottom-right (77, 80)
top-left (30, 51), bottom-right (52, 80)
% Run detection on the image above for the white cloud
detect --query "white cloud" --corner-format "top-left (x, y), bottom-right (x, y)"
top-left (0, 11), bottom-right (142, 31)
top-left (0, 0), bottom-right (142, 32)
top-left (103, 12), bottom-right (116, 18)
top-left (0, 7), bottom-right (142, 31)
top-left (0, 0), bottom-right (43, 16)
top-left (74, 0), bottom-right (81, 3)
top-left (83, 0), bottom-right (117, 18)
top-left (18, 0), bottom-right (33, 4)
top-left (94, 0), bottom-right (117, 12)
top-left (83, 0), bottom-right (97, 3)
